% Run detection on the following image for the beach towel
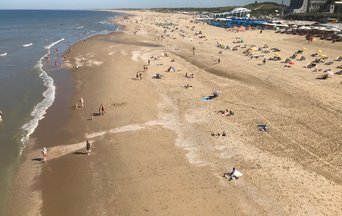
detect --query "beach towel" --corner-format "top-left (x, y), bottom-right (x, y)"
top-left (201, 97), bottom-right (212, 101)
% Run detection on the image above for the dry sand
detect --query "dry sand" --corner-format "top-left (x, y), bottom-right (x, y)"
top-left (6, 10), bottom-right (342, 216)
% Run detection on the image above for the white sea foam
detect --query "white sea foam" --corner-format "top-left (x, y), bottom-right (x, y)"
top-left (0, 52), bottom-right (7, 57)
top-left (22, 43), bottom-right (33, 47)
top-left (20, 38), bottom-right (65, 147)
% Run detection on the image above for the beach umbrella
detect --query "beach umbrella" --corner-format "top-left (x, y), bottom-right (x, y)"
top-left (317, 49), bottom-right (323, 53)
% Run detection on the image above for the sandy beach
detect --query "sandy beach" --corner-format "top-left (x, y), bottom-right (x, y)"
top-left (6, 10), bottom-right (342, 215)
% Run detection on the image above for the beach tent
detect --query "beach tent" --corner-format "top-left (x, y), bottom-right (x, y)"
top-left (169, 66), bottom-right (176, 72)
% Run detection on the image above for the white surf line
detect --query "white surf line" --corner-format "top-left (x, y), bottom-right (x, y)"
top-left (85, 120), bottom-right (162, 140)
top-left (47, 141), bottom-right (88, 160)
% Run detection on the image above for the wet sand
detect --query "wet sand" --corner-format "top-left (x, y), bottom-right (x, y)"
top-left (6, 11), bottom-right (342, 216)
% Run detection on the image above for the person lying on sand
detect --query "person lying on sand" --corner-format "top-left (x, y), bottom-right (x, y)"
top-left (152, 73), bottom-right (162, 79)
top-left (268, 56), bottom-right (281, 61)
top-left (313, 68), bottom-right (323, 72)
top-left (317, 73), bottom-right (329, 79)
top-left (298, 56), bottom-right (306, 61)
top-left (258, 124), bottom-right (268, 132)
top-left (223, 168), bottom-right (238, 180)
top-left (211, 131), bottom-right (227, 137)
top-left (290, 54), bottom-right (297, 59)
top-left (305, 62), bottom-right (317, 69)
top-left (183, 84), bottom-right (193, 89)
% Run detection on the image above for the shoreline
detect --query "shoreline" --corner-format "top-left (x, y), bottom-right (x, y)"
top-left (5, 12), bottom-right (124, 215)
top-left (6, 10), bottom-right (342, 215)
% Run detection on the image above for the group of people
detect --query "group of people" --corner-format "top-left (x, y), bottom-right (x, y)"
top-left (211, 131), bottom-right (227, 137)
top-left (217, 109), bottom-right (234, 117)
top-left (40, 139), bottom-right (92, 162)
top-left (136, 72), bottom-right (143, 80)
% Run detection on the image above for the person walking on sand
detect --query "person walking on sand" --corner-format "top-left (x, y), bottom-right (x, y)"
top-left (99, 104), bottom-right (105, 115)
top-left (139, 72), bottom-right (142, 80)
top-left (147, 59), bottom-right (150, 65)
top-left (41, 147), bottom-right (47, 162)
top-left (0, 111), bottom-right (3, 122)
top-left (218, 58), bottom-right (221, 63)
top-left (263, 58), bottom-right (267, 64)
top-left (86, 140), bottom-right (91, 155)
top-left (79, 97), bottom-right (84, 107)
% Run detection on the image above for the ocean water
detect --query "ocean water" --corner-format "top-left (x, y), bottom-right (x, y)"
top-left (0, 10), bottom-right (120, 212)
